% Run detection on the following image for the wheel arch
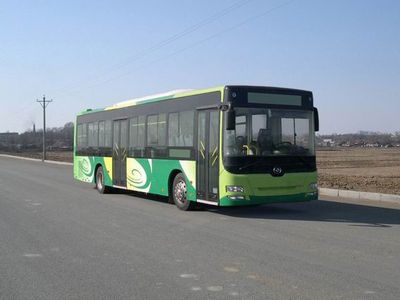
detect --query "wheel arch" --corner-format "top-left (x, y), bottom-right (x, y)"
top-left (168, 169), bottom-right (183, 202)
top-left (94, 163), bottom-right (103, 184)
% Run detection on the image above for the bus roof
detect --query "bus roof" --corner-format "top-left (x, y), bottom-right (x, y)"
top-left (78, 85), bottom-right (225, 115)
top-left (77, 85), bottom-right (312, 115)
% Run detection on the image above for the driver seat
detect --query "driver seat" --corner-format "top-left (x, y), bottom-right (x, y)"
top-left (257, 129), bottom-right (274, 155)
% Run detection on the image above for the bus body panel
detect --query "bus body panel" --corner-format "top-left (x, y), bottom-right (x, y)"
top-left (219, 169), bottom-right (317, 206)
top-left (73, 155), bottom-right (197, 201)
top-left (73, 85), bottom-right (319, 208)
top-left (73, 156), bottom-right (113, 186)
top-left (126, 158), bottom-right (196, 200)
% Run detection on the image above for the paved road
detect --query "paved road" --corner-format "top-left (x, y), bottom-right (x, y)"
top-left (0, 156), bottom-right (399, 299)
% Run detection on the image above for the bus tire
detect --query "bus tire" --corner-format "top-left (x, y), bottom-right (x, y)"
top-left (95, 166), bottom-right (109, 194)
top-left (172, 173), bottom-right (195, 211)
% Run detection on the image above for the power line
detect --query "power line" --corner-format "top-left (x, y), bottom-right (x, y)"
top-left (61, 0), bottom-right (297, 95)
top-left (51, 0), bottom-right (254, 96)
top-left (36, 95), bottom-right (53, 161)
top-left (107, 0), bottom-right (254, 71)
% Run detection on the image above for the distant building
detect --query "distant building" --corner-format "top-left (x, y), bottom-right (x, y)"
top-left (339, 141), bottom-right (350, 147)
top-left (365, 142), bottom-right (381, 148)
top-left (0, 132), bottom-right (19, 144)
top-left (322, 139), bottom-right (335, 147)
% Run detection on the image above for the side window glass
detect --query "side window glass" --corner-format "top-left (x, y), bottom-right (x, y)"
top-left (180, 111), bottom-right (194, 146)
top-left (168, 113), bottom-right (179, 146)
top-left (158, 114), bottom-right (166, 146)
top-left (88, 123), bottom-right (94, 147)
top-left (98, 121), bottom-right (105, 147)
top-left (104, 120), bottom-right (112, 148)
top-left (93, 122), bottom-right (98, 148)
top-left (77, 124), bottom-right (82, 150)
top-left (81, 123), bottom-right (87, 148)
top-left (147, 115), bottom-right (158, 146)
top-left (137, 116), bottom-right (145, 153)
top-left (168, 111), bottom-right (194, 147)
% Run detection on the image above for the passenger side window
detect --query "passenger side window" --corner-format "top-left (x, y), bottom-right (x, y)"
top-left (98, 121), bottom-right (105, 147)
top-left (168, 111), bottom-right (194, 147)
top-left (129, 116), bottom-right (145, 157)
top-left (147, 115), bottom-right (158, 146)
top-left (168, 113), bottom-right (179, 146)
top-left (77, 123), bottom-right (87, 150)
top-left (104, 120), bottom-right (112, 148)
top-left (146, 114), bottom-right (167, 157)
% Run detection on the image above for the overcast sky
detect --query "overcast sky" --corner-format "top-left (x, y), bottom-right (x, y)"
top-left (1, 0), bottom-right (399, 134)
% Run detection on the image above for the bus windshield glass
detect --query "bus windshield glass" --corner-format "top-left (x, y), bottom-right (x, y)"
top-left (223, 108), bottom-right (315, 158)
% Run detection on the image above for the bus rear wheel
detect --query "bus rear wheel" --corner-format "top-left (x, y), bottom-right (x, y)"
top-left (95, 166), bottom-right (109, 194)
top-left (172, 173), bottom-right (195, 211)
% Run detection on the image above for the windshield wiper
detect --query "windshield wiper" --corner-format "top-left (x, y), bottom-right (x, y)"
top-left (238, 157), bottom-right (263, 171)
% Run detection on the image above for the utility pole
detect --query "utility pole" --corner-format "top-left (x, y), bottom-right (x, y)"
top-left (36, 95), bottom-right (53, 161)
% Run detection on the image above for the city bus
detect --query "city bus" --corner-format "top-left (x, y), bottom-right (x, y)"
top-left (74, 85), bottom-right (319, 210)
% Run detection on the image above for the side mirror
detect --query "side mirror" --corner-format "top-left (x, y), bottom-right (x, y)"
top-left (225, 109), bottom-right (236, 131)
top-left (313, 107), bottom-right (319, 132)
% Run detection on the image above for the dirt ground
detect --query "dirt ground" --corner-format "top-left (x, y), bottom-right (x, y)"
top-left (317, 148), bottom-right (400, 195)
top-left (2, 148), bottom-right (400, 195)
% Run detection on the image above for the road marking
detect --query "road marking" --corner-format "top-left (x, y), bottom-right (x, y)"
top-left (224, 267), bottom-right (239, 273)
top-left (23, 253), bottom-right (43, 258)
top-left (180, 274), bottom-right (198, 279)
top-left (206, 286), bottom-right (223, 292)
top-left (190, 287), bottom-right (202, 291)
top-left (229, 291), bottom-right (239, 296)
top-left (364, 290), bottom-right (376, 294)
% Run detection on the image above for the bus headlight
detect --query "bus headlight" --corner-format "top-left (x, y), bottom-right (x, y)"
top-left (226, 185), bottom-right (244, 193)
top-left (228, 196), bottom-right (245, 200)
top-left (309, 182), bottom-right (318, 191)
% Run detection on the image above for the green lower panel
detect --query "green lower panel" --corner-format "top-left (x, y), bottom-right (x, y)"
top-left (73, 156), bottom-right (113, 186)
top-left (126, 158), bottom-right (197, 201)
top-left (219, 192), bottom-right (318, 206)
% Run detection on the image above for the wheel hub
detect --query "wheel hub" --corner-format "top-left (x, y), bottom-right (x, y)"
top-left (97, 173), bottom-right (103, 190)
top-left (174, 180), bottom-right (187, 204)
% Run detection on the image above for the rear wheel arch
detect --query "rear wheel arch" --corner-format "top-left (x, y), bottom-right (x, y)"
top-left (94, 163), bottom-right (103, 183)
top-left (168, 169), bottom-right (182, 203)
top-left (95, 164), bottom-right (111, 194)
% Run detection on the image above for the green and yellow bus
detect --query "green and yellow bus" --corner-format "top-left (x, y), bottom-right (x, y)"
top-left (74, 85), bottom-right (319, 210)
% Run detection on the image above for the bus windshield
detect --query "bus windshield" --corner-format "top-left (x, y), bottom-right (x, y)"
top-left (223, 108), bottom-right (315, 158)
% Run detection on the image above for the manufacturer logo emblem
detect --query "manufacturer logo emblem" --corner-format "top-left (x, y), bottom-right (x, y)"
top-left (272, 166), bottom-right (283, 176)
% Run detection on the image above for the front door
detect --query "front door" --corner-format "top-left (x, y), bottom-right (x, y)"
top-left (197, 110), bottom-right (220, 203)
top-left (113, 119), bottom-right (128, 187)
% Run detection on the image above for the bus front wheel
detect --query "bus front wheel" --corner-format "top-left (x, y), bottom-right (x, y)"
top-left (95, 166), bottom-right (110, 194)
top-left (172, 173), bottom-right (195, 211)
